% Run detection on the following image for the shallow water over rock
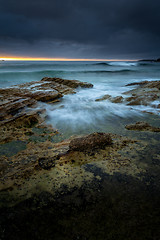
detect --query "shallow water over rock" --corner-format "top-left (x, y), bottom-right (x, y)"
top-left (0, 61), bottom-right (160, 239)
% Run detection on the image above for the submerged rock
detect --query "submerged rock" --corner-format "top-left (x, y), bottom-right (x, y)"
top-left (0, 77), bottom-right (94, 144)
top-left (125, 121), bottom-right (160, 132)
top-left (95, 94), bottom-right (111, 101)
top-left (110, 96), bottom-right (123, 103)
top-left (69, 132), bottom-right (112, 152)
top-left (0, 77), bottom-right (94, 126)
top-left (95, 94), bottom-right (123, 103)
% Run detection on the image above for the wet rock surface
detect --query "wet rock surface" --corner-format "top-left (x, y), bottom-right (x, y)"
top-left (124, 80), bottom-right (160, 108)
top-left (69, 132), bottom-right (112, 152)
top-left (0, 77), bottom-right (93, 144)
top-left (42, 77), bottom-right (94, 89)
top-left (0, 78), bottom-right (160, 240)
top-left (0, 165), bottom-right (160, 240)
top-left (95, 80), bottom-right (160, 113)
top-left (125, 121), bottom-right (160, 132)
top-left (95, 94), bottom-right (111, 101)
top-left (95, 94), bottom-right (124, 103)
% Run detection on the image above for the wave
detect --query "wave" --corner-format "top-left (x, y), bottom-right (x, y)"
top-left (108, 62), bottom-right (138, 67)
top-left (32, 69), bottom-right (135, 74)
top-left (75, 69), bottom-right (136, 74)
top-left (0, 70), bottom-right (64, 75)
top-left (93, 62), bottom-right (110, 66)
top-left (39, 69), bottom-right (137, 74)
top-left (138, 62), bottom-right (155, 66)
top-left (0, 69), bottom-right (136, 75)
top-left (90, 61), bottom-right (138, 67)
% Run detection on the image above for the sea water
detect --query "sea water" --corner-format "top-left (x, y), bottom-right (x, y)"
top-left (0, 60), bottom-right (160, 136)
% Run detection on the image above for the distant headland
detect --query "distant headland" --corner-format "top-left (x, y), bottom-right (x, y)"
top-left (138, 58), bottom-right (160, 62)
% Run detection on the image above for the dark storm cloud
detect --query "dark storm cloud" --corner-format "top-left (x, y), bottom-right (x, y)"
top-left (0, 0), bottom-right (160, 58)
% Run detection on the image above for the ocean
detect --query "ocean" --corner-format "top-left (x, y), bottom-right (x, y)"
top-left (1, 61), bottom-right (160, 239)
top-left (0, 60), bottom-right (160, 137)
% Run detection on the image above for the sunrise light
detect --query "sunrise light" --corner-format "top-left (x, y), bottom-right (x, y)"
top-left (0, 56), bottom-right (137, 61)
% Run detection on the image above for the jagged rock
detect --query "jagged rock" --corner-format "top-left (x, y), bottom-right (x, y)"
top-left (126, 80), bottom-right (160, 90)
top-left (124, 80), bottom-right (160, 107)
top-left (28, 90), bottom-right (62, 102)
top-left (0, 98), bottom-right (37, 121)
top-left (0, 77), bottom-right (93, 111)
top-left (126, 96), bottom-right (148, 106)
top-left (126, 81), bottom-right (149, 86)
top-left (126, 94), bottom-right (158, 106)
top-left (0, 77), bottom-right (94, 133)
top-left (125, 121), bottom-right (160, 132)
top-left (0, 110), bottom-right (46, 144)
top-left (95, 94), bottom-right (111, 101)
top-left (95, 95), bottom-right (123, 103)
top-left (41, 77), bottom-right (93, 88)
top-left (69, 132), bottom-right (112, 152)
top-left (111, 96), bottom-right (123, 103)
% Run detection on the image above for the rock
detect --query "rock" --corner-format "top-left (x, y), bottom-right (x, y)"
top-left (126, 81), bottom-right (149, 86)
top-left (14, 112), bottom-right (40, 128)
top-left (138, 58), bottom-right (160, 62)
top-left (124, 80), bottom-right (160, 108)
top-left (110, 96), bottom-right (123, 103)
top-left (0, 110), bottom-right (46, 144)
top-left (95, 95), bottom-right (123, 103)
top-left (28, 90), bottom-right (62, 102)
top-left (69, 132), bottom-right (112, 152)
top-left (38, 155), bottom-right (59, 170)
top-left (126, 96), bottom-right (147, 106)
top-left (126, 80), bottom-right (160, 90)
top-left (0, 98), bottom-right (37, 121)
top-left (0, 158), bottom-right (9, 173)
top-left (0, 77), bottom-right (95, 146)
top-left (95, 94), bottom-right (111, 101)
top-left (145, 81), bottom-right (160, 90)
top-left (125, 121), bottom-right (160, 132)
top-left (127, 94), bottom-right (159, 106)
top-left (41, 77), bottom-right (93, 88)
top-left (0, 111), bottom-right (41, 127)
top-left (0, 77), bottom-right (93, 104)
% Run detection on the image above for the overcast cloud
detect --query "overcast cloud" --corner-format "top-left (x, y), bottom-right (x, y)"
top-left (0, 0), bottom-right (160, 59)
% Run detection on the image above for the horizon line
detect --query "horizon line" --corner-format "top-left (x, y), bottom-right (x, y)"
top-left (0, 56), bottom-right (138, 61)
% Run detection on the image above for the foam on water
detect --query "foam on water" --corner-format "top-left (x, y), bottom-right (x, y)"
top-left (108, 61), bottom-right (138, 67)
top-left (1, 60), bottom-right (160, 135)
top-left (44, 86), bottom-right (143, 133)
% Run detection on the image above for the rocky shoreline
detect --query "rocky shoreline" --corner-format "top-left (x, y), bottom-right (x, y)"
top-left (95, 80), bottom-right (160, 113)
top-left (0, 78), bottom-right (160, 239)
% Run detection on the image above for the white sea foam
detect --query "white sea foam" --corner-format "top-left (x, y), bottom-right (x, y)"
top-left (44, 87), bottom-right (143, 132)
top-left (108, 61), bottom-right (137, 67)
top-left (0, 60), bottom-right (160, 134)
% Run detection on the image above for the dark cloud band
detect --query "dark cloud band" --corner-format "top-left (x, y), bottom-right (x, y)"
top-left (0, 0), bottom-right (160, 58)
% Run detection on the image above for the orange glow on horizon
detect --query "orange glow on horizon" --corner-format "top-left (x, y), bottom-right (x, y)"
top-left (0, 56), bottom-right (138, 61)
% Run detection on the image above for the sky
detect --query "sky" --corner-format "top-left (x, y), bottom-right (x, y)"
top-left (0, 0), bottom-right (160, 60)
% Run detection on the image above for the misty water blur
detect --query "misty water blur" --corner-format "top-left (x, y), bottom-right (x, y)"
top-left (0, 60), bottom-right (160, 136)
